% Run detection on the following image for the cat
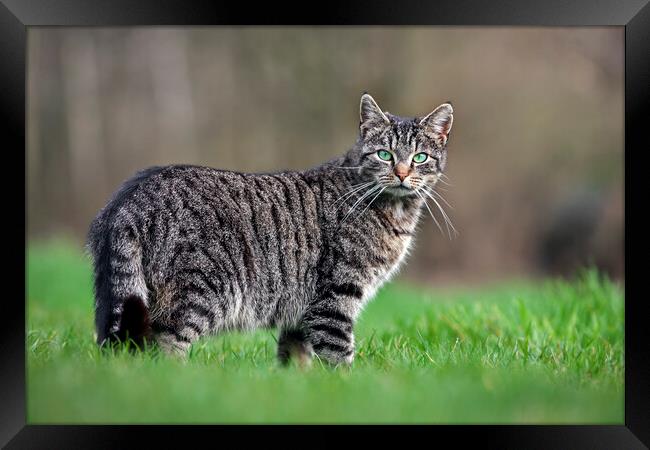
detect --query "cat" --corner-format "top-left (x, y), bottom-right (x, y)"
top-left (87, 93), bottom-right (454, 366)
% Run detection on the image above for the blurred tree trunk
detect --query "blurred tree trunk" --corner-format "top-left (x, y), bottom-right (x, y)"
top-left (27, 31), bottom-right (41, 237)
top-left (61, 31), bottom-right (107, 233)
top-left (147, 29), bottom-right (197, 165)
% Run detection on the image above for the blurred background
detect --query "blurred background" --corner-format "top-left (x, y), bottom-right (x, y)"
top-left (27, 27), bottom-right (624, 285)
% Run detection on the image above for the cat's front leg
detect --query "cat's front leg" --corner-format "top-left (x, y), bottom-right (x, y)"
top-left (302, 297), bottom-right (357, 366)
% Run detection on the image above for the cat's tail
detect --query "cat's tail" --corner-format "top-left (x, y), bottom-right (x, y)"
top-left (87, 200), bottom-right (153, 349)
top-left (87, 217), bottom-right (151, 347)
top-left (87, 168), bottom-right (165, 348)
top-left (87, 217), bottom-right (151, 348)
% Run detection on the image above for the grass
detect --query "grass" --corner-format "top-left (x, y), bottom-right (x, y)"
top-left (27, 239), bottom-right (624, 424)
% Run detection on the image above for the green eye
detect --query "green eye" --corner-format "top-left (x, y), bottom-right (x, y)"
top-left (377, 150), bottom-right (393, 161)
top-left (412, 153), bottom-right (428, 163)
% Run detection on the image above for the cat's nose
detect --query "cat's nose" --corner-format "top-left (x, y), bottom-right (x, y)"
top-left (394, 163), bottom-right (410, 182)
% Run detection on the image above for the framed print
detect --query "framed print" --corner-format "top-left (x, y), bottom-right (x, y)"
top-left (2, 0), bottom-right (649, 448)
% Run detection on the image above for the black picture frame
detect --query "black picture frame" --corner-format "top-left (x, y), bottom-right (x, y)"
top-left (3, 1), bottom-right (648, 448)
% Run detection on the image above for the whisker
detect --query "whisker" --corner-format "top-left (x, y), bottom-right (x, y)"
top-left (438, 174), bottom-right (454, 186)
top-left (415, 190), bottom-right (444, 235)
top-left (422, 186), bottom-right (453, 209)
top-left (353, 186), bottom-right (387, 223)
top-left (332, 181), bottom-right (375, 209)
top-left (421, 189), bottom-right (458, 238)
top-left (337, 180), bottom-right (374, 193)
top-left (341, 184), bottom-right (382, 223)
top-left (349, 180), bottom-right (374, 188)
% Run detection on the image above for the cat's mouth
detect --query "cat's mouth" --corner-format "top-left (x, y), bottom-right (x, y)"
top-left (385, 185), bottom-right (416, 197)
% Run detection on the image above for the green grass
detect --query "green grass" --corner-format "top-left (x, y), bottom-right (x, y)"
top-left (27, 239), bottom-right (624, 424)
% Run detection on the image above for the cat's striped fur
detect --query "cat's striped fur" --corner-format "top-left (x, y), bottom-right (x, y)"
top-left (88, 94), bottom-right (454, 365)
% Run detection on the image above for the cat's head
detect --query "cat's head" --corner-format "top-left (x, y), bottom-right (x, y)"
top-left (349, 93), bottom-right (453, 198)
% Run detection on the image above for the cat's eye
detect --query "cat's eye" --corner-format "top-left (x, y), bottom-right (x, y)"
top-left (377, 150), bottom-right (393, 161)
top-left (412, 153), bottom-right (428, 164)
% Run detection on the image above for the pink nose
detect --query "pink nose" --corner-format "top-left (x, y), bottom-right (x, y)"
top-left (394, 164), bottom-right (409, 182)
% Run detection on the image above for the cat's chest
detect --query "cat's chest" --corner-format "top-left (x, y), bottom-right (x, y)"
top-left (362, 206), bottom-right (420, 299)
top-left (376, 231), bottom-right (414, 276)
top-left (360, 233), bottom-right (414, 304)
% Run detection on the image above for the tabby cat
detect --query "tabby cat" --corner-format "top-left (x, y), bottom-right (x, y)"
top-left (87, 94), bottom-right (454, 366)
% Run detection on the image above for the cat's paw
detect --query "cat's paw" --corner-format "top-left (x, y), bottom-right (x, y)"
top-left (313, 344), bottom-right (355, 367)
top-left (278, 338), bottom-right (314, 368)
top-left (155, 332), bottom-right (191, 360)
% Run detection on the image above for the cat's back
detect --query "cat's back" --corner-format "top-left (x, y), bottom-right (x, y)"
top-left (92, 164), bottom-right (253, 221)
top-left (89, 165), bottom-right (195, 228)
top-left (88, 164), bottom-right (325, 266)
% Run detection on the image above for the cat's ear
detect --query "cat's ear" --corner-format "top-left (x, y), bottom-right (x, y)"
top-left (419, 102), bottom-right (454, 147)
top-left (359, 93), bottom-right (389, 138)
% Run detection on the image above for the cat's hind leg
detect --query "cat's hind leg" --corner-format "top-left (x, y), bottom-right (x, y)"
top-left (153, 324), bottom-right (194, 357)
top-left (277, 328), bottom-right (313, 366)
top-left (152, 288), bottom-right (219, 358)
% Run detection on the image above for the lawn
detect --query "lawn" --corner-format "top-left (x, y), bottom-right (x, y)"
top-left (26, 239), bottom-right (624, 424)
